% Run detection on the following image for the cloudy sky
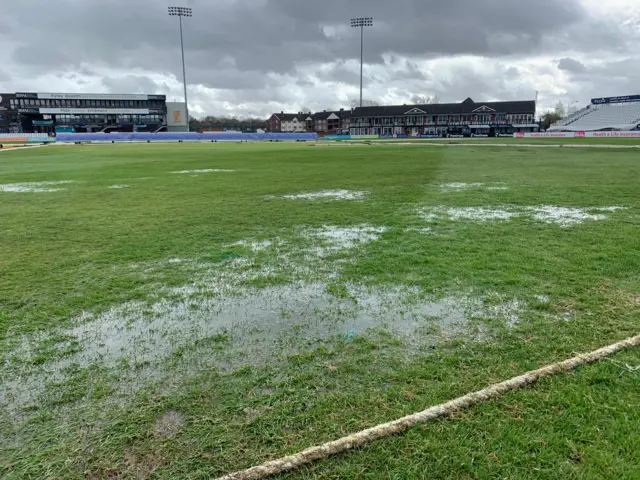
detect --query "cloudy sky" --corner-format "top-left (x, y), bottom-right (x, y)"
top-left (1, 0), bottom-right (639, 118)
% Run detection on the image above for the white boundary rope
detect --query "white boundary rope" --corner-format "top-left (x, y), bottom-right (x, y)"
top-left (217, 334), bottom-right (640, 480)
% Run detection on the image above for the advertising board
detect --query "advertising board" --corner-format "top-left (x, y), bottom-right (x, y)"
top-left (515, 131), bottom-right (640, 138)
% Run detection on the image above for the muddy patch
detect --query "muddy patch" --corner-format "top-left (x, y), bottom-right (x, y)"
top-left (0, 180), bottom-right (75, 193)
top-left (267, 190), bottom-right (367, 201)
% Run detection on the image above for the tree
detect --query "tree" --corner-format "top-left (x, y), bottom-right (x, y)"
top-left (189, 115), bottom-right (267, 132)
top-left (410, 95), bottom-right (441, 104)
top-left (540, 111), bottom-right (563, 130)
top-left (554, 101), bottom-right (566, 119)
top-left (351, 99), bottom-right (380, 108)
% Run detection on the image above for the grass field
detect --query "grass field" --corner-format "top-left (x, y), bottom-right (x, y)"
top-left (1, 142), bottom-right (639, 479)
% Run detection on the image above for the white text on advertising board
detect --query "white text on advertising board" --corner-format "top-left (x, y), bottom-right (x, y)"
top-left (515, 131), bottom-right (640, 138)
top-left (37, 93), bottom-right (150, 101)
top-left (39, 108), bottom-right (151, 115)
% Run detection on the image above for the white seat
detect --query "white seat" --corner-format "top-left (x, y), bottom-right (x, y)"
top-left (554, 103), bottom-right (640, 131)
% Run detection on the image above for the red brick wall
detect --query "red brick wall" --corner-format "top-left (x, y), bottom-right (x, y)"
top-left (268, 115), bottom-right (281, 132)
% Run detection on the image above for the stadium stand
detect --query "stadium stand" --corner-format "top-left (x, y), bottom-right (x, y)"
top-left (549, 95), bottom-right (640, 132)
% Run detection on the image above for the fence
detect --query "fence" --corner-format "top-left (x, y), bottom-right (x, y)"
top-left (0, 133), bottom-right (54, 144)
top-left (54, 132), bottom-right (319, 143)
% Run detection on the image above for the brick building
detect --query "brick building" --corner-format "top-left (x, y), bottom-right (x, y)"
top-left (350, 98), bottom-right (537, 137)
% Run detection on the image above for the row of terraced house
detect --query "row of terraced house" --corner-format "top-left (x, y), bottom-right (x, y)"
top-left (267, 109), bottom-right (352, 135)
top-left (268, 97), bottom-right (539, 137)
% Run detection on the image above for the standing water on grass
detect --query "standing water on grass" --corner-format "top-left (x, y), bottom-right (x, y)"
top-left (1, 280), bottom-right (479, 417)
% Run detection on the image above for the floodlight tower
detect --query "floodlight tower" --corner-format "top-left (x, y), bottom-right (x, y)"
top-left (168, 6), bottom-right (192, 130)
top-left (350, 17), bottom-right (373, 108)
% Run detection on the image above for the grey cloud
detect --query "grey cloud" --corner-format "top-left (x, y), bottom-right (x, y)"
top-left (184, 66), bottom-right (278, 91)
top-left (561, 58), bottom-right (640, 97)
top-left (385, 59), bottom-right (431, 83)
top-left (296, 76), bottom-right (316, 87)
top-left (1, 0), bottom-right (637, 118)
top-left (2, 0), bottom-right (607, 79)
top-left (557, 58), bottom-right (587, 74)
top-left (102, 75), bottom-right (167, 94)
top-left (316, 62), bottom-right (362, 85)
top-left (11, 44), bottom-right (75, 69)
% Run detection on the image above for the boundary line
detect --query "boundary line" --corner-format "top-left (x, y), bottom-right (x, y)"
top-left (217, 334), bottom-right (640, 480)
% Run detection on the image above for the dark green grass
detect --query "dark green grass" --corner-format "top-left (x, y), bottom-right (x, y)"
top-left (1, 143), bottom-right (639, 479)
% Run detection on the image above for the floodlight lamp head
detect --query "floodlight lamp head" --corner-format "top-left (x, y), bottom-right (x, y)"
top-left (350, 17), bottom-right (373, 27)
top-left (168, 6), bottom-right (193, 17)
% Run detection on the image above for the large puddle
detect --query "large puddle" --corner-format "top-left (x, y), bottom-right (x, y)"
top-left (1, 281), bottom-right (483, 417)
top-left (0, 224), bottom-right (524, 420)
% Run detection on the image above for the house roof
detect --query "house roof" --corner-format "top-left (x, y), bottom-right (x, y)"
top-left (272, 110), bottom-right (352, 121)
top-left (351, 98), bottom-right (535, 117)
top-left (271, 112), bottom-right (308, 121)
top-left (313, 111), bottom-right (333, 120)
top-left (312, 110), bottom-right (352, 120)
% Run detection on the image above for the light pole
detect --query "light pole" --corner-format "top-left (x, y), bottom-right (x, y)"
top-left (350, 17), bottom-right (373, 108)
top-left (168, 6), bottom-right (192, 131)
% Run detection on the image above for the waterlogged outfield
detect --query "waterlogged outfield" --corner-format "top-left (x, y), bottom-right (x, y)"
top-left (1, 143), bottom-right (639, 479)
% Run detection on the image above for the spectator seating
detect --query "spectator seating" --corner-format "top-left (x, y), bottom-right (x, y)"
top-left (550, 103), bottom-right (640, 131)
